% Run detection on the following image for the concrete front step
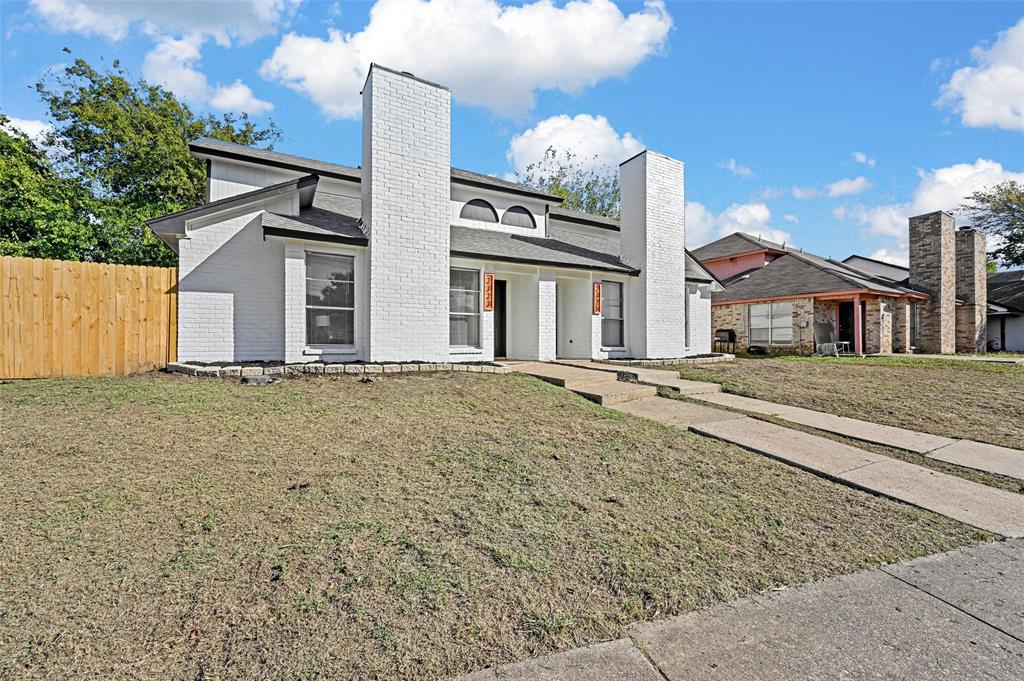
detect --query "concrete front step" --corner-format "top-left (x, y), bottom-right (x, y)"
top-left (574, 381), bottom-right (658, 406)
top-left (555, 360), bottom-right (722, 395)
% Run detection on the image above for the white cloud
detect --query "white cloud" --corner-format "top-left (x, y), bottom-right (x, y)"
top-left (754, 186), bottom-right (784, 200)
top-left (783, 213), bottom-right (799, 224)
top-left (827, 175), bottom-right (871, 197)
top-left (852, 151), bottom-right (875, 167)
top-left (209, 80), bottom-right (274, 115)
top-left (868, 248), bottom-right (909, 267)
top-left (686, 201), bottom-right (791, 247)
top-left (142, 34), bottom-right (273, 114)
top-left (719, 158), bottom-right (753, 177)
top-left (506, 113), bottom-right (642, 174)
top-left (936, 17), bottom-right (1024, 132)
top-left (29, 0), bottom-right (297, 45)
top-left (3, 116), bottom-right (53, 142)
top-left (840, 158), bottom-right (1024, 238)
top-left (260, 0), bottom-right (672, 118)
top-left (792, 186), bottom-right (820, 200)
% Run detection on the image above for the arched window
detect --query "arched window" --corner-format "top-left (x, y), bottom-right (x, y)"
top-left (460, 198), bottom-right (498, 223)
top-left (500, 205), bottom-right (536, 229)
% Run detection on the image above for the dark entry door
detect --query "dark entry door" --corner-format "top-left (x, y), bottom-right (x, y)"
top-left (493, 279), bottom-right (507, 358)
top-left (837, 302), bottom-right (855, 345)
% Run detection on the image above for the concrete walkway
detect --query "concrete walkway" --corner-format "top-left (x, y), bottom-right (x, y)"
top-left (689, 391), bottom-right (1024, 482)
top-left (456, 539), bottom-right (1024, 680)
top-left (512, 362), bottom-right (656, 406)
top-left (556, 359), bottom-right (722, 396)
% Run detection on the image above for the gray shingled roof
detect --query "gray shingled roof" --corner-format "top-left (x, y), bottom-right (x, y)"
top-left (712, 251), bottom-right (918, 303)
top-left (691, 232), bottom-right (788, 262)
top-left (189, 137), bottom-right (563, 202)
top-left (261, 193), bottom-right (366, 245)
top-left (548, 207), bottom-right (620, 231)
top-left (450, 226), bottom-right (638, 274)
top-left (989, 270), bottom-right (1024, 312)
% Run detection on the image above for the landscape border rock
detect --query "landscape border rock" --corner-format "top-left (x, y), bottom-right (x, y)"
top-left (166, 361), bottom-right (513, 378)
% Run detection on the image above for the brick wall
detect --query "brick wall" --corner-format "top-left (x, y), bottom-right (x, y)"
top-left (864, 296), bottom-right (894, 354)
top-left (363, 66), bottom-right (452, 362)
top-left (711, 297), bottom-right (815, 354)
top-left (955, 228), bottom-right (987, 353)
top-left (619, 151), bottom-right (687, 359)
top-left (909, 211), bottom-right (955, 353)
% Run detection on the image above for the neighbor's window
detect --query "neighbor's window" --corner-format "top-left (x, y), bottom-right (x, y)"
top-left (601, 280), bottom-right (624, 347)
top-left (450, 268), bottom-right (481, 347)
top-left (749, 301), bottom-right (793, 345)
top-left (306, 253), bottom-right (355, 346)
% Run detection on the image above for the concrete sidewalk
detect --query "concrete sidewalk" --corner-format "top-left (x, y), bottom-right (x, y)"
top-left (456, 539), bottom-right (1024, 680)
top-left (690, 391), bottom-right (1024, 482)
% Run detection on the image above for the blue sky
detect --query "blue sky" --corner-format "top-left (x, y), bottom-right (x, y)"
top-left (2, 1), bottom-right (1023, 264)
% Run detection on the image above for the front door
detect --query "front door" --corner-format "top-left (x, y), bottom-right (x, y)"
top-left (838, 302), bottom-right (855, 345)
top-left (493, 279), bottom-right (507, 358)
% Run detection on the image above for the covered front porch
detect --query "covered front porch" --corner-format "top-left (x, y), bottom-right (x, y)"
top-left (811, 292), bottom-right (925, 355)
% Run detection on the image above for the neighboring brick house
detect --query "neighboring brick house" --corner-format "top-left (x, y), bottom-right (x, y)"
top-left (986, 269), bottom-right (1024, 352)
top-left (147, 65), bottom-right (718, 365)
top-left (692, 212), bottom-right (989, 355)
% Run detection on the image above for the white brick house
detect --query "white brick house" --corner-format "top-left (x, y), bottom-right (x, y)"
top-left (148, 65), bottom-right (719, 365)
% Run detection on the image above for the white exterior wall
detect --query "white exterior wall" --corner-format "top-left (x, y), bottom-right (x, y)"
top-left (619, 151), bottom-right (688, 358)
top-left (555, 275), bottom-right (592, 359)
top-left (450, 186), bottom-right (548, 237)
top-left (686, 283), bottom-right (713, 354)
top-left (177, 200), bottom-right (295, 362)
top-left (989, 316), bottom-right (1024, 352)
top-left (363, 67), bottom-right (452, 362)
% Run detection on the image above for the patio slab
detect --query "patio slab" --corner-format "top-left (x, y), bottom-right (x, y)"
top-left (690, 392), bottom-right (956, 453)
top-left (927, 440), bottom-right (1024, 482)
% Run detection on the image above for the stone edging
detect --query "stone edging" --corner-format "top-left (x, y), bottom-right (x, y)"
top-left (602, 353), bottom-right (735, 367)
top-left (166, 362), bottom-right (513, 378)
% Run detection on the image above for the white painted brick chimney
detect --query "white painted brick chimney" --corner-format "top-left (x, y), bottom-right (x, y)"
top-left (619, 150), bottom-right (687, 358)
top-left (361, 65), bottom-right (452, 362)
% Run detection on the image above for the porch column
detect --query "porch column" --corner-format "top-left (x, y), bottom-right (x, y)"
top-left (538, 271), bottom-right (557, 361)
top-left (892, 299), bottom-right (912, 353)
top-left (853, 293), bottom-right (863, 355)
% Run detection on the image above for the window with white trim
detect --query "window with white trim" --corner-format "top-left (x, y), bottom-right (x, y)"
top-left (450, 268), bottom-right (481, 347)
top-left (601, 280), bottom-right (624, 347)
top-left (749, 301), bottom-right (793, 345)
top-left (306, 253), bottom-right (355, 346)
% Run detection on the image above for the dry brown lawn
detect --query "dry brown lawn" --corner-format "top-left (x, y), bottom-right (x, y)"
top-left (671, 356), bottom-right (1024, 450)
top-left (0, 372), bottom-right (989, 679)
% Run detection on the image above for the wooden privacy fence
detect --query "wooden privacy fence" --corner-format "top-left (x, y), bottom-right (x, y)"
top-left (0, 256), bottom-right (177, 379)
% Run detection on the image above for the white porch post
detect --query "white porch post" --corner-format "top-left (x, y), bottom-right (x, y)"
top-left (538, 271), bottom-right (557, 361)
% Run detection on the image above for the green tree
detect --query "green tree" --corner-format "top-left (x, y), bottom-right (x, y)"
top-left (0, 117), bottom-right (94, 259)
top-left (515, 147), bottom-right (621, 219)
top-left (29, 58), bottom-right (281, 266)
top-left (960, 180), bottom-right (1024, 267)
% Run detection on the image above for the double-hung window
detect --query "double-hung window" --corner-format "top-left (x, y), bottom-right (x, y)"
top-left (450, 268), bottom-right (481, 348)
top-left (601, 280), bottom-right (624, 347)
top-left (306, 253), bottom-right (355, 346)
top-left (749, 301), bottom-right (793, 345)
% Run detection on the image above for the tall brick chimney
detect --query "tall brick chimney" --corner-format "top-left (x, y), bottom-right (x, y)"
top-left (955, 227), bottom-right (987, 354)
top-left (361, 65), bottom-right (451, 362)
top-left (908, 211), bottom-right (955, 354)
top-left (619, 150), bottom-right (687, 358)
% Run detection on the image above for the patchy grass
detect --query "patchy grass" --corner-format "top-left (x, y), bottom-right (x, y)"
top-left (0, 372), bottom-right (989, 679)
top-left (667, 356), bottom-right (1024, 450)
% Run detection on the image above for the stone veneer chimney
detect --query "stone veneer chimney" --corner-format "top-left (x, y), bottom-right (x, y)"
top-left (955, 227), bottom-right (987, 354)
top-left (619, 150), bottom-right (687, 358)
top-left (361, 65), bottom-right (451, 362)
top-left (908, 211), bottom-right (956, 354)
